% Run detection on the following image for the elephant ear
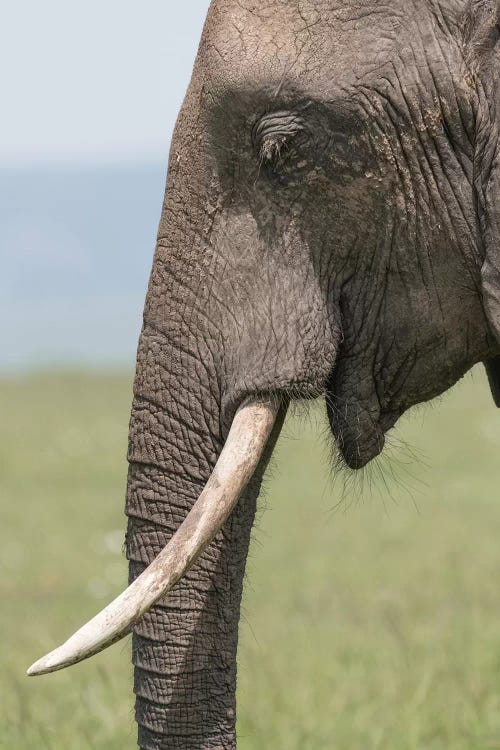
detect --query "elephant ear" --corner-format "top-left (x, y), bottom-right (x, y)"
top-left (464, 1), bottom-right (500, 404)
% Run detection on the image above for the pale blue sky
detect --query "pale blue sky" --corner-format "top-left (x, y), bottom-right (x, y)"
top-left (2, 2), bottom-right (214, 370)
top-left (2, 1), bottom-right (211, 166)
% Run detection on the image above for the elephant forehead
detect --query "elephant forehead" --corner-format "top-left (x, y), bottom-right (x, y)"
top-left (200, 0), bottom-right (431, 92)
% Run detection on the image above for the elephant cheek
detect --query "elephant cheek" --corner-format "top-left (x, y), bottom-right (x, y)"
top-left (228, 312), bottom-right (340, 402)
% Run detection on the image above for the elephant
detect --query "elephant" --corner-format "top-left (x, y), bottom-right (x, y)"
top-left (28, 0), bottom-right (500, 748)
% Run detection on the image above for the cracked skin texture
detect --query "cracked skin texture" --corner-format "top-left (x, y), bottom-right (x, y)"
top-left (125, 1), bottom-right (500, 747)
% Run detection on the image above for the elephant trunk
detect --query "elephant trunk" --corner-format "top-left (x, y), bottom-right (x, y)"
top-left (123, 337), bottom-right (287, 749)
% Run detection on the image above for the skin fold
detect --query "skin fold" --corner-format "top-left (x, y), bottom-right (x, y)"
top-left (123, 1), bottom-right (500, 747)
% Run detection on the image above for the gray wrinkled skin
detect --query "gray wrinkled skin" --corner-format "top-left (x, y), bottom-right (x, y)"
top-left (125, 1), bottom-right (500, 747)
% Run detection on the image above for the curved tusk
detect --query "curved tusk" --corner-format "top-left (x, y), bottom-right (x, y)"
top-left (27, 397), bottom-right (280, 677)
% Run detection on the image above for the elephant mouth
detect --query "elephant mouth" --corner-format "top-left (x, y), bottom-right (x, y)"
top-left (325, 373), bottom-right (392, 470)
top-left (327, 395), bottom-right (387, 470)
top-left (27, 396), bottom-right (284, 677)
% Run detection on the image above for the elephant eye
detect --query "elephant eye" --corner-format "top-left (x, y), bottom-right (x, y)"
top-left (252, 110), bottom-right (305, 166)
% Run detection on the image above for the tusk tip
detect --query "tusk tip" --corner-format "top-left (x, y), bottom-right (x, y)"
top-left (27, 661), bottom-right (48, 677)
top-left (27, 649), bottom-right (68, 677)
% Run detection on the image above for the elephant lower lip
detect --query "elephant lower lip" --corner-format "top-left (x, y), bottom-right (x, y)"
top-left (340, 430), bottom-right (386, 470)
top-left (327, 393), bottom-right (386, 470)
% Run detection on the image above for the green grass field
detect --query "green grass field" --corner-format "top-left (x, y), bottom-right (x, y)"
top-left (2, 369), bottom-right (500, 749)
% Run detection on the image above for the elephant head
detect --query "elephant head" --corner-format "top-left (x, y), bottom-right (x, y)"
top-left (29, 1), bottom-right (500, 747)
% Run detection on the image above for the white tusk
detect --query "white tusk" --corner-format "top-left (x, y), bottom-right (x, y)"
top-left (27, 397), bottom-right (280, 677)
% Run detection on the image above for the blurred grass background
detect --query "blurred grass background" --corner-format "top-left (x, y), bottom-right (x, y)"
top-left (1, 368), bottom-right (500, 750)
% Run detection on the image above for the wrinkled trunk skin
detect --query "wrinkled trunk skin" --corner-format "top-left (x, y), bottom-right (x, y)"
top-left (124, 244), bottom-right (286, 749)
top-left (126, 346), bottom-right (283, 749)
top-left (123, 107), bottom-right (245, 743)
top-left (125, 235), bottom-right (289, 749)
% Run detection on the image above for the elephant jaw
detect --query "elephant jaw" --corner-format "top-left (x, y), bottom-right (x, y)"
top-left (27, 397), bottom-right (282, 677)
